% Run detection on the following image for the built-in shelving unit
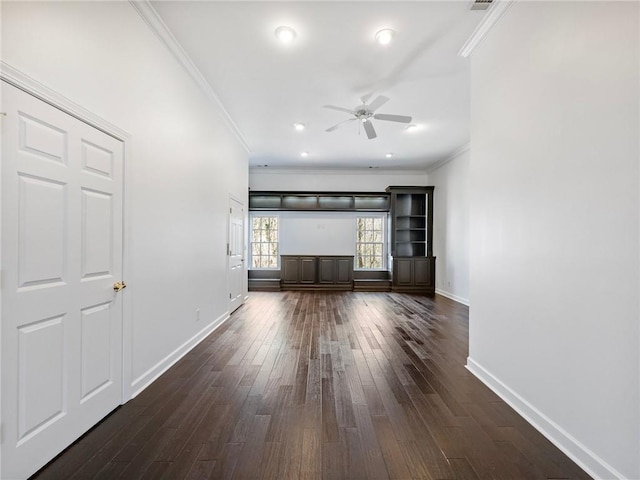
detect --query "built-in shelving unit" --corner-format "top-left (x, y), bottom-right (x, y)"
top-left (247, 187), bottom-right (435, 295)
top-left (386, 186), bottom-right (435, 294)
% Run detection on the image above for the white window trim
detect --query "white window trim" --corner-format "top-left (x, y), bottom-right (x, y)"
top-left (249, 213), bottom-right (280, 270)
top-left (355, 214), bottom-right (387, 271)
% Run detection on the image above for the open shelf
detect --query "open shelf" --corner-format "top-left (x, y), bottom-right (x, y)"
top-left (249, 191), bottom-right (390, 212)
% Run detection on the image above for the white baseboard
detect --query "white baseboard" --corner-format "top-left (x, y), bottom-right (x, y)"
top-left (130, 312), bottom-right (230, 398)
top-left (435, 288), bottom-right (469, 306)
top-left (466, 357), bottom-right (624, 480)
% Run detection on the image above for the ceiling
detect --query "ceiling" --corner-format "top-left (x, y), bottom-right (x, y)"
top-left (150, 1), bottom-right (486, 170)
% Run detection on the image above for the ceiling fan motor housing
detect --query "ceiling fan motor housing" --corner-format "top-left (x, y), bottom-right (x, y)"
top-left (355, 108), bottom-right (372, 121)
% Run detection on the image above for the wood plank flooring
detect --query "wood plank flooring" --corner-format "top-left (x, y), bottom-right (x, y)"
top-left (32, 292), bottom-right (591, 480)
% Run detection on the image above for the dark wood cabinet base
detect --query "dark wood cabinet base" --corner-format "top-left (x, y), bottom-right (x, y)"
top-left (392, 256), bottom-right (436, 294)
top-left (280, 255), bottom-right (354, 291)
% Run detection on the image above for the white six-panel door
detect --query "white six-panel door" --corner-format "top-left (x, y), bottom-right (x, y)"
top-left (228, 198), bottom-right (244, 313)
top-left (1, 82), bottom-right (124, 479)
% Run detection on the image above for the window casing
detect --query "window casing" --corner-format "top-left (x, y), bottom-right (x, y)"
top-left (356, 216), bottom-right (386, 269)
top-left (251, 216), bottom-right (279, 269)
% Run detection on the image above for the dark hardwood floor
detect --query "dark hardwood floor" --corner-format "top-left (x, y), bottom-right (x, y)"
top-left (32, 292), bottom-right (590, 480)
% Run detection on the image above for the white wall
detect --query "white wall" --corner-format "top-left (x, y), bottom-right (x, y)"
top-left (2, 2), bottom-right (248, 391)
top-left (279, 212), bottom-right (359, 256)
top-left (429, 148), bottom-right (470, 304)
top-left (469, 2), bottom-right (639, 479)
top-left (250, 168), bottom-right (429, 192)
top-left (253, 211), bottom-right (387, 259)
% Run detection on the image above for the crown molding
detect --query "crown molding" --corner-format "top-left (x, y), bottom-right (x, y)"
top-left (458, 0), bottom-right (516, 58)
top-left (1, 61), bottom-right (130, 141)
top-left (129, 0), bottom-right (251, 153)
top-left (248, 167), bottom-right (430, 176)
top-left (426, 142), bottom-right (470, 174)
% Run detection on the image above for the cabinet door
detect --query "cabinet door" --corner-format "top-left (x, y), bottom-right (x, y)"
top-left (318, 258), bottom-right (335, 284)
top-left (300, 257), bottom-right (316, 283)
top-left (413, 257), bottom-right (436, 290)
top-left (413, 257), bottom-right (431, 286)
top-left (281, 257), bottom-right (300, 283)
top-left (394, 258), bottom-right (413, 286)
top-left (336, 258), bottom-right (353, 284)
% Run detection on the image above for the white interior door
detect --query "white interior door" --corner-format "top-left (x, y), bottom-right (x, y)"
top-left (228, 197), bottom-right (245, 313)
top-left (1, 82), bottom-right (124, 479)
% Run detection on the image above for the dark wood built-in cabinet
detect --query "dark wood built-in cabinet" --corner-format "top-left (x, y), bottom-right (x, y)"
top-left (281, 255), bottom-right (353, 290)
top-left (282, 256), bottom-right (316, 284)
top-left (387, 186), bottom-right (436, 294)
top-left (248, 186), bottom-right (436, 295)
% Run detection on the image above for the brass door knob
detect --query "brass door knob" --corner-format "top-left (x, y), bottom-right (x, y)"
top-left (113, 281), bottom-right (127, 292)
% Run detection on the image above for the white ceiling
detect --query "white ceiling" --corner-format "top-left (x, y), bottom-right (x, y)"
top-left (150, 1), bottom-right (486, 170)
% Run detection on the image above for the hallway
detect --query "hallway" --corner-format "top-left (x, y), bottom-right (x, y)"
top-left (33, 292), bottom-right (589, 479)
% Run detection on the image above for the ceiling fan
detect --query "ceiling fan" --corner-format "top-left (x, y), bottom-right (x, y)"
top-left (323, 94), bottom-right (412, 140)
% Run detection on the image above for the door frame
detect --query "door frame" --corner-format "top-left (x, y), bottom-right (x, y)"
top-left (0, 62), bottom-right (135, 449)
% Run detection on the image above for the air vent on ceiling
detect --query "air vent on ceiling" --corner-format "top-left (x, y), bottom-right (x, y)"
top-left (470, 0), bottom-right (493, 10)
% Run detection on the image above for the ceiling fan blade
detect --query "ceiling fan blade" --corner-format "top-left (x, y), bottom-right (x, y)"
top-left (326, 118), bottom-right (356, 132)
top-left (323, 105), bottom-right (355, 114)
top-left (373, 113), bottom-right (412, 123)
top-left (363, 120), bottom-right (377, 139)
top-left (360, 92), bottom-right (374, 105)
top-left (367, 95), bottom-right (389, 112)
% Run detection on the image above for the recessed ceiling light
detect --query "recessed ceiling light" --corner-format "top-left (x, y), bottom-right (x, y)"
top-left (375, 29), bottom-right (395, 45)
top-left (385, 153), bottom-right (393, 158)
top-left (301, 151), bottom-right (309, 157)
top-left (293, 122), bottom-right (305, 131)
top-left (275, 26), bottom-right (296, 44)
top-left (405, 124), bottom-right (420, 132)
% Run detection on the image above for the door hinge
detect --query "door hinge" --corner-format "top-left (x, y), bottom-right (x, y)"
top-left (230, 207), bottom-right (232, 214)
top-left (227, 243), bottom-right (230, 255)
top-left (229, 293), bottom-right (232, 299)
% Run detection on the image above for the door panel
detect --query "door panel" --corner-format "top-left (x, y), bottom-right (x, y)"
top-left (80, 302), bottom-right (113, 401)
top-left (318, 258), bottom-right (335, 284)
top-left (394, 258), bottom-right (414, 285)
top-left (413, 257), bottom-right (431, 286)
top-left (2, 82), bottom-right (124, 479)
top-left (281, 257), bottom-right (299, 283)
top-left (18, 174), bottom-right (67, 287)
top-left (336, 258), bottom-right (353, 284)
top-left (300, 257), bottom-right (316, 283)
top-left (17, 315), bottom-right (65, 442)
top-left (81, 189), bottom-right (113, 278)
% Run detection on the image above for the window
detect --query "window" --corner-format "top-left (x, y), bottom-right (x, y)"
top-left (356, 216), bottom-right (385, 269)
top-left (251, 216), bottom-right (279, 268)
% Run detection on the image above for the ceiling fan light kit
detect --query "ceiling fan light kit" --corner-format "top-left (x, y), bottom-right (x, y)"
top-left (275, 26), bottom-right (296, 43)
top-left (375, 28), bottom-right (395, 45)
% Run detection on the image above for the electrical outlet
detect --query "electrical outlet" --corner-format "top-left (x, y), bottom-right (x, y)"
top-left (196, 309), bottom-right (200, 321)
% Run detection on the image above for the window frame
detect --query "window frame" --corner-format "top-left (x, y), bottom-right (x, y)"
top-left (250, 214), bottom-right (280, 270)
top-left (355, 214), bottom-right (387, 270)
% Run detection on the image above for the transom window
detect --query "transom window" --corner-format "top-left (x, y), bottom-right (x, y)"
top-left (356, 216), bottom-right (385, 269)
top-left (251, 216), bottom-right (279, 268)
